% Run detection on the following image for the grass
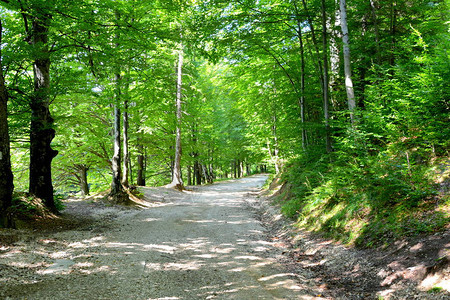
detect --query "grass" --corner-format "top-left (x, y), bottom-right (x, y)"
top-left (272, 152), bottom-right (449, 248)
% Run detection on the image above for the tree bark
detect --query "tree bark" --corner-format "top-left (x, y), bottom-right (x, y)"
top-left (339, 0), bottom-right (356, 123)
top-left (136, 143), bottom-right (146, 186)
top-left (187, 165), bottom-right (192, 186)
top-left (29, 12), bottom-right (59, 212)
top-left (272, 112), bottom-right (280, 174)
top-left (0, 19), bottom-right (13, 227)
top-left (122, 81), bottom-right (129, 187)
top-left (110, 72), bottom-right (123, 196)
top-left (108, 10), bottom-right (128, 204)
top-left (194, 159), bottom-right (201, 185)
top-left (169, 48), bottom-right (184, 190)
top-left (329, 0), bottom-right (341, 108)
top-left (79, 165), bottom-right (89, 196)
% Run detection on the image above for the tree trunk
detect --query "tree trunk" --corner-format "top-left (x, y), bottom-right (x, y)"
top-left (29, 12), bottom-right (59, 212)
top-left (136, 143), bottom-right (146, 186)
top-left (329, 0), bottom-right (341, 108)
top-left (79, 165), bottom-right (89, 196)
top-left (194, 159), bottom-right (201, 185)
top-left (169, 48), bottom-right (184, 190)
top-left (0, 19), bottom-right (13, 227)
top-left (187, 165), bottom-right (192, 186)
top-left (340, 0), bottom-right (356, 123)
top-left (321, 0), bottom-right (333, 153)
top-left (110, 73), bottom-right (123, 196)
top-left (122, 86), bottom-right (129, 187)
top-left (108, 10), bottom-right (128, 204)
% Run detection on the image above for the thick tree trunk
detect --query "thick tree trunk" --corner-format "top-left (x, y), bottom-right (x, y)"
top-left (0, 19), bottom-right (13, 227)
top-left (29, 13), bottom-right (58, 212)
top-left (108, 11), bottom-right (129, 204)
top-left (340, 0), bottom-right (356, 123)
top-left (79, 165), bottom-right (89, 196)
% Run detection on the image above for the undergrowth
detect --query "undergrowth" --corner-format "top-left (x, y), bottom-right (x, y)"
top-left (10, 192), bottom-right (65, 220)
top-left (274, 138), bottom-right (449, 248)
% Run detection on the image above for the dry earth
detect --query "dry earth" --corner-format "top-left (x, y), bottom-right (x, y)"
top-left (1, 175), bottom-right (324, 299)
top-left (0, 174), bottom-right (448, 299)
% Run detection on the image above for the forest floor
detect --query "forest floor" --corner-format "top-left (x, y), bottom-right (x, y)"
top-left (0, 175), bottom-right (448, 299)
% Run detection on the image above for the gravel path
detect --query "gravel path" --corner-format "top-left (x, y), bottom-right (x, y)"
top-left (1, 175), bottom-right (324, 299)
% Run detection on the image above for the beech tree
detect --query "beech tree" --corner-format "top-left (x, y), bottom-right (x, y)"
top-left (339, 0), bottom-right (356, 123)
top-left (168, 46), bottom-right (185, 190)
top-left (0, 0), bottom-right (60, 211)
top-left (0, 18), bottom-right (13, 227)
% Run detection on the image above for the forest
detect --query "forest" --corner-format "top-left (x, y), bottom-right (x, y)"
top-left (0, 0), bottom-right (449, 246)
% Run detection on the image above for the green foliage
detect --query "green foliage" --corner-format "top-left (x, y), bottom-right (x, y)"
top-left (276, 141), bottom-right (449, 247)
top-left (427, 287), bottom-right (443, 294)
top-left (52, 194), bottom-right (66, 211)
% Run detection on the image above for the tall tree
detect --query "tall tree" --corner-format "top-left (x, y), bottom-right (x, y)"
top-left (169, 46), bottom-right (184, 190)
top-left (108, 9), bottom-right (128, 203)
top-left (28, 5), bottom-right (59, 211)
top-left (122, 72), bottom-right (130, 187)
top-left (339, 0), bottom-right (356, 123)
top-left (0, 19), bottom-right (13, 227)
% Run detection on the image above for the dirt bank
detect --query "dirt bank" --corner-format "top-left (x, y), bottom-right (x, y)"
top-left (247, 188), bottom-right (449, 299)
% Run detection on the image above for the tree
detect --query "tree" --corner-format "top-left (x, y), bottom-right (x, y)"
top-left (0, 18), bottom-right (13, 227)
top-left (108, 9), bottom-right (129, 203)
top-left (168, 46), bottom-right (184, 190)
top-left (339, 0), bottom-right (356, 123)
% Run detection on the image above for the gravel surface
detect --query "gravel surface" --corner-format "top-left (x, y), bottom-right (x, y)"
top-left (0, 175), bottom-right (325, 299)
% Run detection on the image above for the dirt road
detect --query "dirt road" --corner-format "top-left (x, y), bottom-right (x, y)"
top-left (1, 175), bottom-right (324, 299)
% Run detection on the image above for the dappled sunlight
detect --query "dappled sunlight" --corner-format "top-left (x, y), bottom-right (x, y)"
top-left (0, 176), bottom-right (325, 299)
